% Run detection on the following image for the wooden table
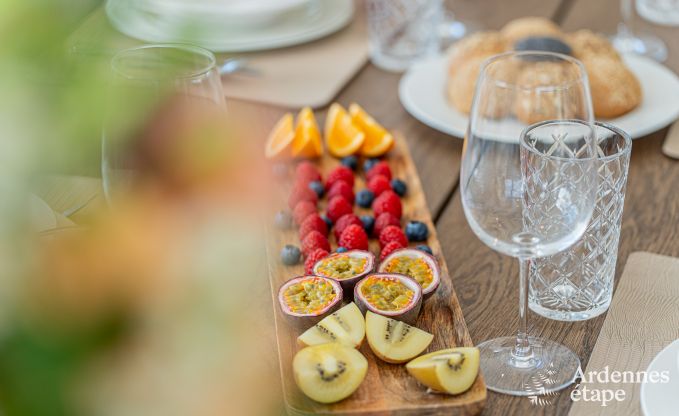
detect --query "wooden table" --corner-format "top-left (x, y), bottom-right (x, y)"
top-left (240, 1), bottom-right (679, 414)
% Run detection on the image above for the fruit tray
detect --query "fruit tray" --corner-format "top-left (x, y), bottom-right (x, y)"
top-left (266, 134), bottom-right (487, 415)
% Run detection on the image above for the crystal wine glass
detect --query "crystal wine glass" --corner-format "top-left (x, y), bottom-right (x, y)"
top-left (460, 51), bottom-right (599, 396)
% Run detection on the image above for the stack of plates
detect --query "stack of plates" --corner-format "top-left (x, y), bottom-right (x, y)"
top-left (106, 0), bottom-right (354, 52)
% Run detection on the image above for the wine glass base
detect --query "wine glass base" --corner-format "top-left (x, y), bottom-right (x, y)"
top-left (610, 32), bottom-right (668, 62)
top-left (477, 336), bottom-right (581, 396)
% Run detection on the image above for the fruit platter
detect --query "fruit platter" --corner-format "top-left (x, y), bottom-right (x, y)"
top-left (264, 103), bottom-right (487, 415)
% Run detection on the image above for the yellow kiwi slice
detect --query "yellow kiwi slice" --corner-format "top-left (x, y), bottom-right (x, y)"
top-left (298, 303), bottom-right (365, 348)
top-left (406, 347), bottom-right (480, 395)
top-left (365, 311), bottom-right (433, 364)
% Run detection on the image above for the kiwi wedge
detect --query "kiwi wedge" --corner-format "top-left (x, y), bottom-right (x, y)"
top-left (406, 347), bottom-right (480, 395)
top-left (298, 303), bottom-right (365, 348)
top-left (293, 343), bottom-right (368, 404)
top-left (365, 311), bottom-right (433, 364)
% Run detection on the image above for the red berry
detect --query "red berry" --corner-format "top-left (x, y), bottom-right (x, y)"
top-left (305, 248), bottom-right (330, 274)
top-left (380, 241), bottom-right (405, 261)
top-left (288, 185), bottom-right (317, 209)
top-left (295, 161), bottom-right (321, 185)
top-left (333, 213), bottom-right (362, 241)
top-left (372, 190), bottom-right (402, 218)
top-left (327, 181), bottom-right (355, 205)
top-left (325, 166), bottom-right (355, 190)
top-left (374, 212), bottom-right (400, 237)
top-left (293, 200), bottom-right (317, 225)
top-left (379, 225), bottom-right (408, 249)
top-left (366, 161), bottom-right (392, 181)
top-left (326, 196), bottom-right (353, 223)
top-left (299, 214), bottom-right (328, 239)
top-left (339, 224), bottom-right (369, 251)
top-left (367, 174), bottom-right (391, 197)
top-left (301, 230), bottom-right (330, 257)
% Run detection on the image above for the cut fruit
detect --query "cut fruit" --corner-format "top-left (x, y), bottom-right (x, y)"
top-left (265, 113), bottom-right (295, 160)
top-left (292, 107), bottom-right (323, 159)
top-left (379, 248), bottom-right (441, 299)
top-left (325, 103), bottom-right (365, 158)
top-left (313, 250), bottom-right (375, 295)
top-left (293, 343), bottom-right (368, 404)
top-left (365, 311), bottom-right (433, 364)
top-left (354, 273), bottom-right (422, 325)
top-left (349, 103), bottom-right (394, 157)
top-left (278, 275), bottom-right (342, 328)
top-left (298, 302), bottom-right (365, 348)
top-left (406, 347), bottom-right (480, 395)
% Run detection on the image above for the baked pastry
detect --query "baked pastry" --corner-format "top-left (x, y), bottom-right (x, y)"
top-left (447, 31), bottom-right (507, 76)
top-left (500, 17), bottom-right (563, 46)
top-left (448, 55), bottom-right (487, 114)
top-left (581, 55), bottom-right (642, 118)
top-left (514, 61), bottom-right (580, 124)
top-left (567, 30), bottom-right (621, 61)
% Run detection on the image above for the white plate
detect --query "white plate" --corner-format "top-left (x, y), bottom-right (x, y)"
top-left (641, 339), bottom-right (679, 416)
top-left (106, 0), bottom-right (354, 53)
top-left (399, 53), bottom-right (679, 140)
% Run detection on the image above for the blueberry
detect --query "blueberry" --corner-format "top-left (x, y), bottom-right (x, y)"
top-left (405, 221), bottom-right (429, 242)
top-left (416, 245), bottom-right (433, 255)
top-left (341, 155), bottom-right (358, 171)
top-left (356, 189), bottom-right (375, 208)
top-left (360, 215), bottom-right (375, 235)
top-left (308, 180), bottom-right (324, 198)
top-left (514, 36), bottom-right (572, 57)
top-left (363, 158), bottom-right (380, 172)
top-left (274, 210), bottom-right (292, 229)
top-left (336, 246), bottom-right (348, 253)
top-left (280, 244), bottom-right (301, 265)
top-left (391, 179), bottom-right (407, 197)
top-left (321, 214), bottom-right (333, 230)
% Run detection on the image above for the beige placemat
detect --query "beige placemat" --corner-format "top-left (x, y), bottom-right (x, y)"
top-left (662, 122), bottom-right (679, 159)
top-left (568, 252), bottom-right (679, 416)
top-left (222, 1), bottom-right (368, 109)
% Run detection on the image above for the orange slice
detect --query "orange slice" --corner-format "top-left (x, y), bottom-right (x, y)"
top-left (265, 113), bottom-right (295, 160)
top-left (325, 103), bottom-right (365, 158)
top-left (292, 107), bottom-right (323, 159)
top-left (349, 103), bottom-right (394, 157)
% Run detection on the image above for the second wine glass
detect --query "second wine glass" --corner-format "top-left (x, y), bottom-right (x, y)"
top-left (460, 51), bottom-right (599, 396)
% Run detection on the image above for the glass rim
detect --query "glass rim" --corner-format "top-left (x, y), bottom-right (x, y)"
top-left (519, 119), bottom-right (598, 162)
top-left (478, 51), bottom-right (590, 93)
top-left (111, 43), bottom-right (217, 81)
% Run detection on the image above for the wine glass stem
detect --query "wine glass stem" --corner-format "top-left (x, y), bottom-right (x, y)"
top-left (618, 0), bottom-right (634, 37)
top-left (512, 257), bottom-right (535, 368)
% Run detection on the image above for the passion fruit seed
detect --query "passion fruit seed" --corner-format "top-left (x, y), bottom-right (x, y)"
top-left (316, 255), bottom-right (368, 280)
top-left (284, 278), bottom-right (337, 314)
top-left (360, 275), bottom-right (414, 311)
top-left (382, 257), bottom-right (433, 289)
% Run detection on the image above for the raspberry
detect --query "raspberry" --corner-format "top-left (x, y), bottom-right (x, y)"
top-left (380, 241), bottom-right (405, 261)
top-left (327, 181), bottom-right (355, 205)
top-left (374, 212), bottom-right (400, 237)
top-left (372, 190), bottom-right (402, 218)
top-left (333, 213), bottom-right (362, 241)
top-left (338, 224), bottom-right (369, 251)
top-left (366, 161), bottom-right (392, 181)
top-left (305, 248), bottom-right (330, 274)
top-left (299, 214), bottom-right (328, 239)
top-left (293, 200), bottom-right (317, 225)
top-left (325, 165), bottom-right (354, 190)
top-left (379, 225), bottom-right (408, 249)
top-left (326, 196), bottom-right (353, 223)
top-left (295, 161), bottom-right (321, 186)
top-left (288, 185), bottom-right (317, 209)
top-left (367, 174), bottom-right (391, 197)
top-left (301, 230), bottom-right (330, 257)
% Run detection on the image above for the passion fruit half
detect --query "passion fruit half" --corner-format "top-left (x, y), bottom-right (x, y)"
top-left (278, 275), bottom-right (342, 329)
top-left (312, 250), bottom-right (375, 295)
top-left (378, 248), bottom-right (441, 299)
top-left (354, 273), bottom-right (422, 325)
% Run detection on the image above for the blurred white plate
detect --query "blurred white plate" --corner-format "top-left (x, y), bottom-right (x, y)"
top-left (641, 339), bottom-right (679, 416)
top-left (107, 0), bottom-right (354, 53)
top-left (399, 53), bottom-right (679, 140)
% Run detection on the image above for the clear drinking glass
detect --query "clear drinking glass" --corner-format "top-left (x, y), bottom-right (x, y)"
top-left (102, 44), bottom-right (226, 204)
top-left (460, 51), bottom-right (599, 396)
top-left (365, 0), bottom-right (442, 72)
top-left (530, 123), bottom-right (632, 321)
top-left (611, 0), bottom-right (668, 62)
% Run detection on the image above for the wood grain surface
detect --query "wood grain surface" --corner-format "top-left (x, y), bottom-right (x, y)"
top-left (265, 135), bottom-right (486, 415)
top-left (568, 252), bottom-right (679, 416)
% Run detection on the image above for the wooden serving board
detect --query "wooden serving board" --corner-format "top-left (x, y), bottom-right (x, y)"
top-left (266, 134), bottom-right (487, 415)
